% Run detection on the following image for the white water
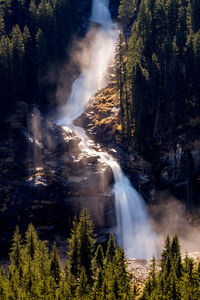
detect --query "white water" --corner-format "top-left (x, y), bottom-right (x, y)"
top-left (59, 0), bottom-right (157, 258)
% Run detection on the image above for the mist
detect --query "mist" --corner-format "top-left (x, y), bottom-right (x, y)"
top-left (150, 192), bottom-right (200, 255)
top-left (56, 25), bottom-right (117, 126)
top-left (54, 0), bottom-right (160, 259)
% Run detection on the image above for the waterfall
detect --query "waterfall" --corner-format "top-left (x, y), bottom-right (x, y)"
top-left (59, 0), bottom-right (158, 258)
top-left (91, 0), bottom-right (112, 27)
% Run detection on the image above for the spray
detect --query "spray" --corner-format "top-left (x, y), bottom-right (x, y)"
top-left (58, 0), bottom-right (158, 258)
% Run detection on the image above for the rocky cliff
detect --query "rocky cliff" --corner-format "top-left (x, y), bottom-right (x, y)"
top-left (77, 82), bottom-right (200, 211)
top-left (0, 102), bottom-right (115, 252)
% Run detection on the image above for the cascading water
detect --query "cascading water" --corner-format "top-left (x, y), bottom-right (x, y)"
top-left (59, 0), bottom-right (158, 258)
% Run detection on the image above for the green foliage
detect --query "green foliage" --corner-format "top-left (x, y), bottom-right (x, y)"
top-left (105, 232), bottom-right (116, 264)
top-left (50, 242), bottom-right (61, 285)
top-left (118, 0), bottom-right (136, 28)
top-left (68, 216), bottom-right (80, 279)
top-left (2, 222), bottom-right (200, 299)
top-left (140, 234), bottom-right (200, 300)
top-left (78, 208), bottom-right (96, 282)
top-left (115, 31), bottom-right (132, 137)
top-left (0, 210), bottom-right (134, 299)
top-left (0, 0), bottom-right (78, 120)
top-left (68, 209), bottom-right (96, 281)
top-left (116, 0), bottom-right (200, 154)
top-left (93, 244), bottom-right (104, 271)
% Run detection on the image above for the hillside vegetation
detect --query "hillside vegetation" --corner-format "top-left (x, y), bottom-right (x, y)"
top-left (0, 0), bottom-right (81, 120)
top-left (115, 0), bottom-right (200, 154)
top-left (1, 210), bottom-right (200, 299)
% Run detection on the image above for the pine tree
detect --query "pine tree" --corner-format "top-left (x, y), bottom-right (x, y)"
top-left (118, 0), bottom-right (136, 28)
top-left (78, 209), bottom-right (96, 282)
top-left (28, 0), bottom-right (37, 36)
top-left (25, 223), bottom-right (39, 260)
top-left (0, 268), bottom-right (11, 299)
top-left (171, 235), bottom-right (182, 279)
top-left (93, 267), bottom-right (104, 298)
top-left (113, 246), bottom-right (131, 298)
top-left (10, 24), bottom-right (25, 97)
top-left (93, 244), bottom-right (104, 271)
top-left (76, 267), bottom-right (90, 299)
top-left (143, 255), bottom-right (157, 298)
top-left (57, 272), bottom-right (74, 300)
top-left (9, 226), bottom-right (23, 273)
top-left (161, 235), bottom-right (171, 271)
top-left (50, 242), bottom-right (61, 285)
top-left (37, 241), bottom-right (54, 298)
top-left (8, 226), bottom-right (24, 298)
top-left (68, 216), bottom-right (80, 279)
top-left (115, 31), bottom-right (129, 136)
top-left (105, 233), bottom-right (116, 264)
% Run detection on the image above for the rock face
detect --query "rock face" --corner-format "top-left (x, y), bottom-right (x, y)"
top-left (79, 89), bottom-right (200, 210)
top-left (0, 102), bottom-right (115, 252)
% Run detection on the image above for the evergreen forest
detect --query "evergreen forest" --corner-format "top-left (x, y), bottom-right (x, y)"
top-left (116, 0), bottom-right (200, 154)
top-left (0, 0), bottom-right (79, 121)
top-left (1, 210), bottom-right (200, 299)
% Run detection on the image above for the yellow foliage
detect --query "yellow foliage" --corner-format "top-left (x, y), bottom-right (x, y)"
top-left (116, 124), bottom-right (122, 132)
top-left (91, 82), bottom-right (121, 137)
top-left (34, 172), bottom-right (45, 177)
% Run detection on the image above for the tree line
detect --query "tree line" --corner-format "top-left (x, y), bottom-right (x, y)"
top-left (0, 209), bottom-right (200, 299)
top-left (115, 0), bottom-right (200, 155)
top-left (0, 0), bottom-right (78, 122)
top-left (0, 209), bottom-right (133, 299)
top-left (141, 235), bottom-right (200, 299)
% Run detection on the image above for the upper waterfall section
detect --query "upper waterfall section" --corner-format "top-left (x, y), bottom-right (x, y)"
top-left (91, 0), bottom-right (112, 27)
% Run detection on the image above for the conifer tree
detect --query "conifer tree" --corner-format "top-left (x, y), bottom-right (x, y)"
top-left (115, 31), bottom-right (129, 135)
top-left (37, 241), bottom-right (54, 298)
top-left (0, 268), bottom-right (10, 299)
top-left (161, 235), bottom-right (171, 271)
top-left (8, 226), bottom-right (24, 298)
top-left (10, 24), bottom-right (25, 97)
top-left (50, 242), bottom-right (61, 285)
top-left (105, 232), bottom-right (116, 264)
top-left (28, 0), bottom-right (37, 36)
top-left (9, 226), bottom-right (23, 273)
top-left (143, 255), bottom-right (157, 298)
top-left (25, 223), bottom-right (39, 260)
top-left (118, 0), bottom-right (136, 28)
top-left (113, 246), bottom-right (131, 298)
top-left (93, 244), bottom-right (104, 271)
top-left (171, 235), bottom-right (182, 279)
top-left (78, 208), bottom-right (96, 282)
top-left (68, 216), bottom-right (80, 279)
top-left (93, 267), bottom-right (104, 299)
top-left (57, 272), bottom-right (74, 300)
top-left (76, 267), bottom-right (90, 299)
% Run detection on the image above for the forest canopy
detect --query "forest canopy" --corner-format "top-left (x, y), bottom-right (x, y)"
top-left (0, 0), bottom-right (79, 121)
top-left (0, 210), bottom-right (200, 299)
top-left (115, 0), bottom-right (200, 153)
